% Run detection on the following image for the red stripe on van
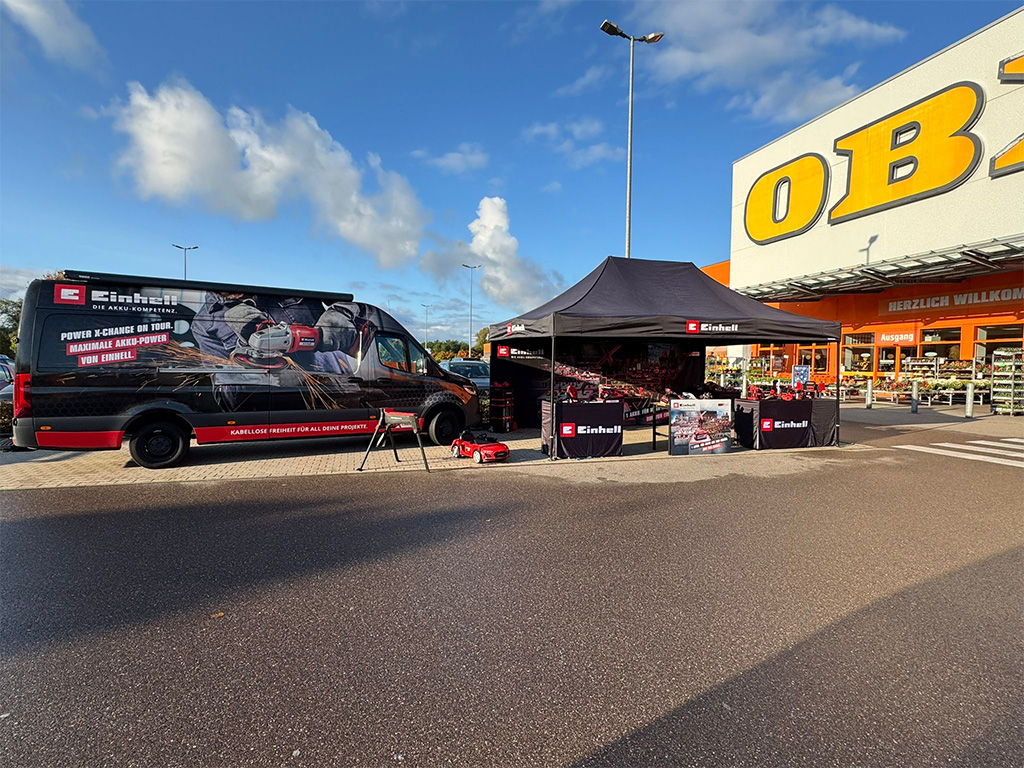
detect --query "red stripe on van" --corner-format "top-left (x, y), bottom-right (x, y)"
top-left (35, 431), bottom-right (124, 449)
top-left (192, 419), bottom-right (415, 444)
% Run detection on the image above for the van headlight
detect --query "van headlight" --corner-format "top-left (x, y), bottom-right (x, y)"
top-left (462, 383), bottom-right (478, 395)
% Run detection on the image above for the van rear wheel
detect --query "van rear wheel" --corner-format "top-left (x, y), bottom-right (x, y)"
top-left (428, 408), bottom-right (462, 446)
top-left (129, 421), bottom-right (190, 469)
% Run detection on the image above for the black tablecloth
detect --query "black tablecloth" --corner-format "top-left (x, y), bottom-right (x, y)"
top-left (735, 399), bottom-right (838, 449)
top-left (541, 400), bottom-right (624, 458)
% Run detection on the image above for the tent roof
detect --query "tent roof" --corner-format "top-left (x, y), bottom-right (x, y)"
top-left (490, 256), bottom-right (840, 342)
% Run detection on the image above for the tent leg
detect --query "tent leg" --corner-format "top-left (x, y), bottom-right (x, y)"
top-left (549, 335), bottom-right (557, 461)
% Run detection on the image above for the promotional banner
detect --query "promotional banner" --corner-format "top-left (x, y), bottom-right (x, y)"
top-left (668, 399), bottom-right (733, 456)
top-left (43, 281), bottom-right (377, 377)
top-left (792, 365), bottom-right (811, 386)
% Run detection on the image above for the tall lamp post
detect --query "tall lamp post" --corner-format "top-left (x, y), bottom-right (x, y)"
top-left (600, 20), bottom-right (664, 259)
top-left (172, 243), bottom-right (199, 279)
top-left (421, 303), bottom-right (431, 346)
top-left (462, 263), bottom-right (481, 358)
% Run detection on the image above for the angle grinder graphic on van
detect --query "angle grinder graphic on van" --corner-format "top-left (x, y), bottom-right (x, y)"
top-left (13, 271), bottom-right (480, 468)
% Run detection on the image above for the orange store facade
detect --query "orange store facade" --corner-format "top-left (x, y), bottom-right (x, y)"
top-left (707, 264), bottom-right (1024, 382)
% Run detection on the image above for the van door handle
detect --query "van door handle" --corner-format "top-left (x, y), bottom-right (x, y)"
top-left (347, 376), bottom-right (364, 383)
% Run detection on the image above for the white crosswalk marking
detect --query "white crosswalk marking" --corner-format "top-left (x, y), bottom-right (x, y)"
top-left (967, 440), bottom-right (1024, 451)
top-left (933, 443), bottom-right (1024, 458)
top-left (894, 438), bottom-right (1024, 468)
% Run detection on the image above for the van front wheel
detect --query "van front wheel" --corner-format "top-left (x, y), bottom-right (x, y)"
top-left (427, 408), bottom-right (462, 446)
top-left (129, 422), bottom-right (190, 469)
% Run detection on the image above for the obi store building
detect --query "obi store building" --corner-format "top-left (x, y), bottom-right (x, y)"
top-left (708, 9), bottom-right (1024, 384)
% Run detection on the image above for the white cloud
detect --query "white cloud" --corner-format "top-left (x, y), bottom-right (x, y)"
top-left (523, 122), bottom-right (560, 141)
top-left (0, 265), bottom-right (50, 300)
top-left (562, 141), bottom-right (624, 169)
top-left (542, 181), bottom-right (562, 193)
top-left (631, 0), bottom-right (905, 124)
top-left (421, 197), bottom-right (562, 312)
top-left (413, 142), bottom-right (489, 175)
top-left (554, 65), bottom-right (610, 97)
top-left (567, 117), bottom-right (603, 141)
top-left (111, 79), bottom-right (429, 269)
top-left (0, 0), bottom-right (107, 73)
top-left (523, 118), bottom-right (624, 169)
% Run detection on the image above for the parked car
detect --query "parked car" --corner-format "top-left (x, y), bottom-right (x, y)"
top-left (0, 362), bottom-right (13, 386)
top-left (440, 359), bottom-right (490, 393)
top-left (11, 271), bottom-right (480, 468)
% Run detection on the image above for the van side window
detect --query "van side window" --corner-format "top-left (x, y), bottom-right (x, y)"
top-left (408, 340), bottom-right (430, 376)
top-left (376, 335), bottom-right (409, 372)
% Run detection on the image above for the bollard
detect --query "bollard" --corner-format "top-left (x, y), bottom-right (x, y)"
top-left (741, 371), bottom-right (748, 399)
top-left (965, 382), bottom-right (975, 418)
top-left (719, 372), bottom-right (726, 387)
top-left (865, 378), bottom-right (873, 409)
top-left (911, 379), bottom-right (919, 414)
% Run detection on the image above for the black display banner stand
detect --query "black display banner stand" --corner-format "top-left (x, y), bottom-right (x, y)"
top-left (735, 399), bottom-right (838, 450)
top-left (541, 400), bottom-right (623, 459)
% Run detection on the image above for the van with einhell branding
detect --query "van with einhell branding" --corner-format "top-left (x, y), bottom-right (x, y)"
top-left (13, 271), bottom-right (479, 468)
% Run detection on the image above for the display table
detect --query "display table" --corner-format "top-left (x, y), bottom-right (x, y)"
top-left (541, 400), bottom-right (623, 458)
top-left (734, 398), bottom-right (838, 449)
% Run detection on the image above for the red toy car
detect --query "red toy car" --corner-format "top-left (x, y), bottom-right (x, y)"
top-left (450, 431), bottom-right (510, 464)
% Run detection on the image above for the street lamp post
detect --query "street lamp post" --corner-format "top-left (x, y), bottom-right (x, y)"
top-left (421, 303), bottom-right (431, 346)
top-left (600, 20), bottom-right (664, 259)
top-left (462, 264), bottom-right (481, 358)
top-left (172, 244), bottom-right (199, 279)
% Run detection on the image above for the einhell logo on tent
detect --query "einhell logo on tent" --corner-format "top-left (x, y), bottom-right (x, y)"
top-left (497, 345), bottom-right (510, 357)
top-left (760, 418), bottom-right (774, 432)
top-left (560, 423), bottom-right (576, 438)
top-left (506, 323), bottom-right (525, 334)
top-left (686, 320), bottom-right (740, 334)
top-left (54, 284), bottom-right (87, 305)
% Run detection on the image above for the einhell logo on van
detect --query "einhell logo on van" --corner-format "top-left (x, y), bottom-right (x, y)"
top-left (760, 418), bottom-right (774, 432)
top-left (497, 345), bottom-right (510, 357)
top-left (560, 423), bottom-right (576, 438)
top-left (54, 284), bottom-right (86, 305)
top-left (91, 290), bottom-right (179, 307)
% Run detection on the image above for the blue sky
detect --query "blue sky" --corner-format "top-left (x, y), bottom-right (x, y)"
top-left (1, 0), bottom-right (1019, 341)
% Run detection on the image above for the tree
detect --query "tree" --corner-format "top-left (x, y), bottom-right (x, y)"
top-left (0, 298), bottom-right (22, 358)
top-left (425, 339), bottom-right (469, 362)
top-left (473, 327), bottom-right (489, 357)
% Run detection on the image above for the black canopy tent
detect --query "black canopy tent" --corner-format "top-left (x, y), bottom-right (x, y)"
top-left (489, 257), bottom-right (843, 456)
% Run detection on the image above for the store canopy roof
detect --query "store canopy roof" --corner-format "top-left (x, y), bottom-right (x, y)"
top-left (490, 256), bottom-right (840, 343)
top-left (736, 235), bottom-right (1024, 303)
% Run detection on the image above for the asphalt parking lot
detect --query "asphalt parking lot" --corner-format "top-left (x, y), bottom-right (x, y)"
top-left (1, 407), bottom-right (1022, 767)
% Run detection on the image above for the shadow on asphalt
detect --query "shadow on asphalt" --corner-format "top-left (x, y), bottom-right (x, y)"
top-left (0, 482), bottom-right (499, 654)
top-left (569, 545), bottom-right (1024, 768)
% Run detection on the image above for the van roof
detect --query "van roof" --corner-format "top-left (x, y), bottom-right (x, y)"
top-left (62, 269), bottom-right (355, 303)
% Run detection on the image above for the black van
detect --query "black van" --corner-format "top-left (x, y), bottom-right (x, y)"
top-left (12, 271), bottom-right (479, 468)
